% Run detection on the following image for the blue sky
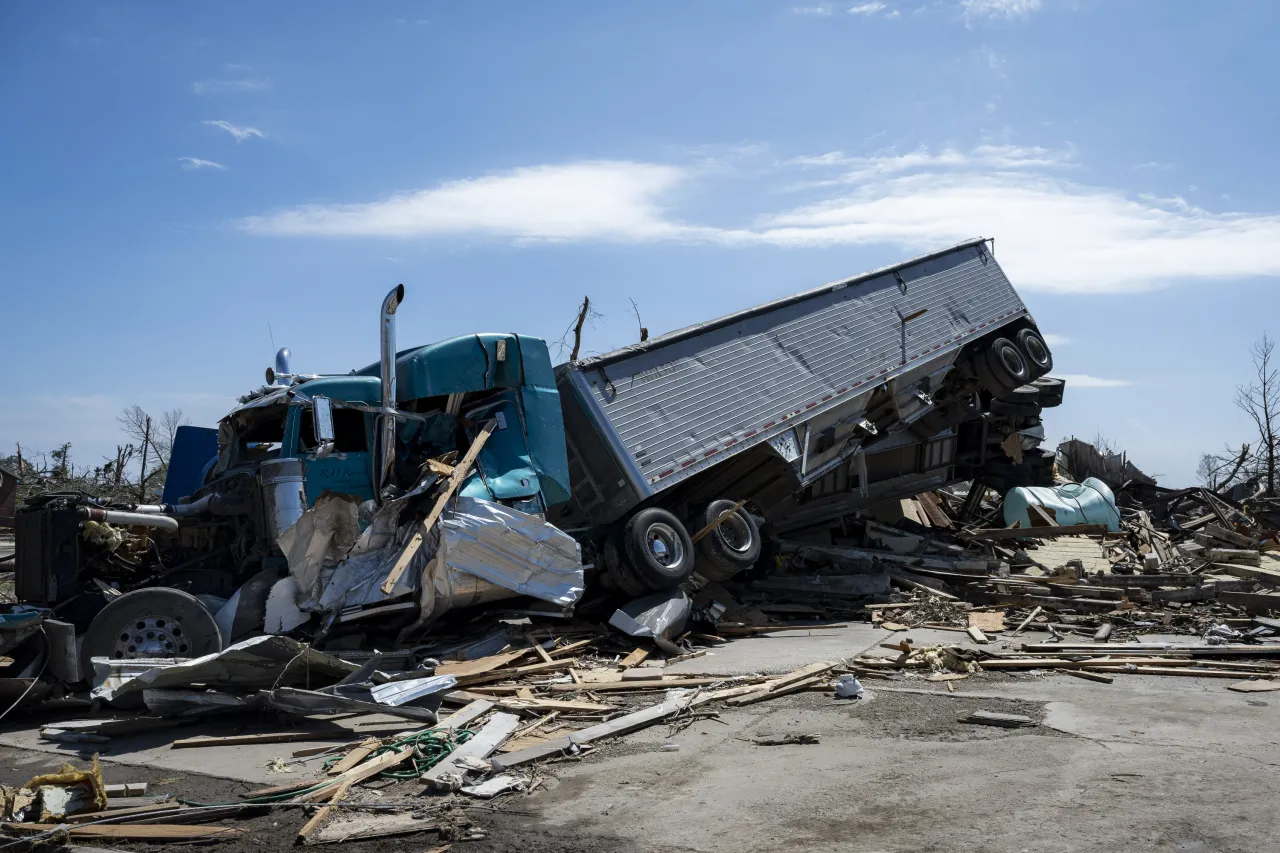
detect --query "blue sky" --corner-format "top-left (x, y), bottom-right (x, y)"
top-left (3, 0), bottom-right (1279, 486)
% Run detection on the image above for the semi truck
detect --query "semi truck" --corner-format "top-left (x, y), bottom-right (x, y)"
top-left (12, 237), bottom-right (1060, 677)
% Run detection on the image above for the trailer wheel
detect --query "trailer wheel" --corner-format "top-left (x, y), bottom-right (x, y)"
top-left (695, 500), bottom-right (761, 578)
top-left (984, 337), bottom-right (1032, 389)
top-left (621, 508), bottom-right (695, 591)
top-left (1016, 329), bottom-right (1053, 378)
top-left (80, 588), bottom-right (223, 678)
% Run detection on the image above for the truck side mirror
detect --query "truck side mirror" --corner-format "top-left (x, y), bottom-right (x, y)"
top-left (313, 396), bottom-right (336, 458)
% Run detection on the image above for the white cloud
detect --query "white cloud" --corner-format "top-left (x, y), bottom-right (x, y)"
top-left (753, 171), bottom-right (1280, 292)
top-left (963, 0), bottom-right (1043, 21)
top-left (849, 2), bottom-right (887, 14)
top-left (204, 120), bottom-right (263, 142)
top-left (976, 45), bottom-right (1007, 76)
top-left (791, 4), bottom-right (833, 14)
top-left (1133, 161), bottom-right (1173, 171)
top-left (1055, 374), bottom-right (1133, 389)
top-left (788, 143), bottom-right (1074, 185)
top-left (1041, 333), bottom-right (1071, 347)
top-left (179, 157), bottom-right (226, 170)
top-left (242, 161), bottom-right (721, 242)
top-left (191, 78), bottom-right (270, 95)
top-left (247, 147), bottom-right (1280, 294)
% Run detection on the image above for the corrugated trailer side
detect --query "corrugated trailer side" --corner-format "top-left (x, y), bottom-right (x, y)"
top-left (555, 238), bottom-right (1030, 528)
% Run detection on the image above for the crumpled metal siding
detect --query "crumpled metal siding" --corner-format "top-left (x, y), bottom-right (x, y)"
top-left (568, 241), bottom-right (1027, 494)
top-left (436, 497), bottom-right (584, 607)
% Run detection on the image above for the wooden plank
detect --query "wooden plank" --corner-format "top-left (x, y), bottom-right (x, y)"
top-left (63, 803), bottom-right (178, 823)
top-left (1216, 590), bottom-right (1280, 615)
top-left (966, 627), bottom-right (990, 644)
top-left (434, 650), bottom-right (528, 678)
top-left (1012, 606), bottom-right (1042, 635)
top-left (548, 676), bottom-right (726, 693)
top-left (380, 421), bottom-right (495, 594)
top-left (963, 524), bottom-right (1108, 542)
top-left (1204, 523), bottom-right (1256, 548)
top-left (916, 491), bottom-right (953, 529)
top-left (1061, 669), bottom-right (1114, 684)
top-left (1217, 563), bottom-right (1280, 584)
top-left (434, 699), bottom-right (495, 731)
top-left (297, 778), bottom-right (353, 844)
top-left (454, 657), bottom-right (571, 687)
top-left (548, 639), bottom-right (597, 658)
top-left (492, 696), bottom-right (694, 770)
top-left (763, 660), bottom-right (837, 693)
top-left (422, 712), bottom-right (521, 786)
top-left (691, 499), bottom-right (748, 544)
top-left (4, 824), bottom-right (241, 841)
top-left (172, 730), bottom-right (356, 749)
top-left (326, 737), bottom-right (381, 776)
top-left (297, 746), bottom-right (414, 803)
top-left (726, 675), bottom-right (827, 706)
top-left (618, 648), bottom-right (650, 669)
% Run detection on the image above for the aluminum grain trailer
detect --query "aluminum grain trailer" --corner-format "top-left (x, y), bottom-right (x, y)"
top-left (553, 238), bottom-right (1062, 595)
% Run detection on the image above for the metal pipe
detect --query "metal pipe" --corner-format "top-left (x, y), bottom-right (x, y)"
top-left (377, 284), bottom-right (406, 503)
top-left (78, 507), bottom-right (179, 533)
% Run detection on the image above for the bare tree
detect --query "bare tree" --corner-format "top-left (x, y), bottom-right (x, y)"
top-left (1198, 443), bottom-right (1252, 490)
top-left (116, 405), bottom-right (189, 500)
top-left (551, 296), bottom-right (604, 362)
top-left (629, 298), bottom-right (649, 343)
top-left (1235, 334), bottom-right (1280, 497)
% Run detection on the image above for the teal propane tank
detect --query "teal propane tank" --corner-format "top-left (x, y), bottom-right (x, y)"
top-left (1002, 477), bottom-right (1122, 532)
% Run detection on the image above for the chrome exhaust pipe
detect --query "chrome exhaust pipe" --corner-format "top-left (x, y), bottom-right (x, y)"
top-left (377, 284), bottom-right (405, 502)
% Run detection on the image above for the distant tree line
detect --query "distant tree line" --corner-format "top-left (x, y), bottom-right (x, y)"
top-left (3, 406), bottom-right (189, 506)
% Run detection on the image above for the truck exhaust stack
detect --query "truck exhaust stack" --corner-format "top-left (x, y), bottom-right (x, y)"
top-left (378, 284), bottom-right (405, 501)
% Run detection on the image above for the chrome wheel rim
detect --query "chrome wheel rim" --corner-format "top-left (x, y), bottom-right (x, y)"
top-left (717, 512), bottom-right (754, 554)
top-left (111, 615), bottom-right (190, 659)
top-left (646, 523), bottom-right (684, 567)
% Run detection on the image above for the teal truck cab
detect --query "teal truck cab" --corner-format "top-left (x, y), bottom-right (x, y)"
top-left (14, 286), bottom-right (575, 676)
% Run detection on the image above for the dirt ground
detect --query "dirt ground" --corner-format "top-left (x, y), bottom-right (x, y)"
top-left (3, 670), bottom-right (1277, 853)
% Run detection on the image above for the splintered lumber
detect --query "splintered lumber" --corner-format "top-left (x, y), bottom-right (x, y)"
top-left (1060, 669), bottom-right (1114, 684)
top-left (1203, 523), bottom-right (1257, 548)
top-left (1215, 591), bottom-right (1280, 615)
top-left (548, 639), bottom-right (597, 658)
top-left (691, 499), bottom-right (748, 544)
top-left (964, 524), bottom-right (1107, 541)
top-left (421, 712), bottom-right (520, 787)
top-left (550, 676), bottom-right (728, 693)
top-left (455, 657), bottom-right (571, 686)
top-left (298, 746), bottom-right (415, 803)
top-left (619, 648), bottom-right (650, 666)
top-left (764, 661), bottom-right (838, 692)
top-left (3, 823), bottom-right (242, 841)
top-left (297, 778), bottom-right (353, 843)
top-left (1086, 666), bottom-right (1270, 679)
top-left (497, 698), bottom-right (615, 714)
top-left (172, 730), bottom-right (357, 749)
top-left (434, 699), bottom-right (495, 731)
top-left (435, 650), bottom-right (529, 679)
top-left (1216, 563), bottom-right (1280, 583)
top-left (1022, 642), bottom-right (1280, 658)
top-left (1012, 606), bottom-right (1043, 634)
top-left (63, 803), bottom-right (179, 823)
top-left (726, 675), bottom-right (827, 706)
top-left (380, 420), bottom-right (495, 594)
top-left (327, 737), bottom-right (381, 776)
top-left (492, 695), bottom-right (699, 770)
top-left (885, 569), bottom-right (959, 600)
top-left (717, 623), bottom-right (849, 636)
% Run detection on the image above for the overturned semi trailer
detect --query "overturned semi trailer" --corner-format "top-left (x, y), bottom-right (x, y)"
top-left (553, 238), bottom-right (1062, 592)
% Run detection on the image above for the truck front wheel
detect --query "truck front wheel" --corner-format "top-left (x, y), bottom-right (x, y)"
top-left (80, 588), bottom-right (224, 679)
top-left (620, 508), bottom-right (695, 591)
top-left (695, 500), bottom-right (762, 581)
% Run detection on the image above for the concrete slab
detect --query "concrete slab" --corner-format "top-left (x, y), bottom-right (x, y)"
top-left (0, 713), bottom-right (418, 784)
top-left (664, 623), bottom-right (890, 675)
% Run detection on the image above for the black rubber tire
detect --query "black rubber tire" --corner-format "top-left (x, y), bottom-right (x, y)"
top-left (620, 508), bottom-right (695, 591)
top-left (602, 534), bottom-right (650, 598)
top-left (1016, 328), bottom-right (1054, 378)
top-left (984, 337), bottom-right (1032, 389)
top-left (80, 587), bottom-right (223, 678)
top-left (1033, 376), bottom-right (1065, 408)
top-left (695, 500), bottom-right (762, 578)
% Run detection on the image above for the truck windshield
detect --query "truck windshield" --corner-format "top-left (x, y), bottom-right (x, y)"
top-left (299, 406), bottom-right (369, 453)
